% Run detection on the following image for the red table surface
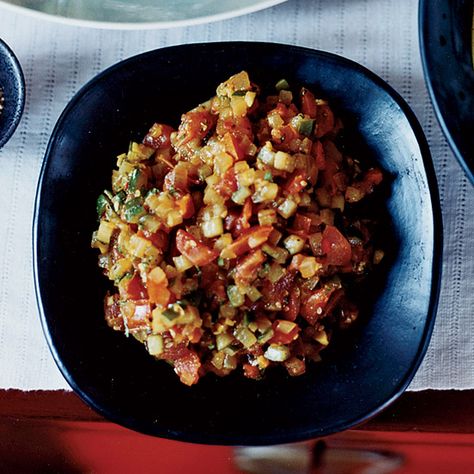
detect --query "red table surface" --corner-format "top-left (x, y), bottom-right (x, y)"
top-left (1, 389), bottom-right (474, 472)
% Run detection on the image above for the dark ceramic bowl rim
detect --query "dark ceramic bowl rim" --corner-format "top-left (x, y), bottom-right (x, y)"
top-left (0, 37), bottom-right (25, 149)
top-left (419, 0), bottom-right (474, 184)
top-left (33, 42), bottom-right (442, 445)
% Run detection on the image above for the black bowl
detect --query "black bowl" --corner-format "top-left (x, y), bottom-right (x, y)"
top-left (33, 42), bottom-right (442, 445)
top-left (0, 38), bottom-right (25, 149)
top-left (419, 0), bottom-right (474, 184)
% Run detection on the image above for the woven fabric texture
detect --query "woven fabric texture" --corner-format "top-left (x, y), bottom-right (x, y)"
top-left (0, 0), bottom-right (472, 390)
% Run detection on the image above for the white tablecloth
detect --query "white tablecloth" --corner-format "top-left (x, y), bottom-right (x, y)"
top-left (0, 0), bottom-right (472, 391)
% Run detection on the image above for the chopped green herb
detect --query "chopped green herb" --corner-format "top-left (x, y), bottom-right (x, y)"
top-left (217, 257), bottom-right (225, 267)
top-left (96, 194), bottom-right (108, 217)
top-left (264, 171), bottom-right (273, 181)
top-left (232, 90), bottom-right (247, 96)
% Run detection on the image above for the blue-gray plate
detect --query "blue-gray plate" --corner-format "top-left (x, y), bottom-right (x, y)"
top-left (33, 42), bottom-right (442, 445)
top-left (419, 0), bottom-right (474, 184)
top-left (0, 37), bottom-right (25, 149)
top-left (0, 0), bottom-right (286, 29)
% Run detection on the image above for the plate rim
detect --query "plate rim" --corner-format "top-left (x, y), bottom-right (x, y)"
top-left (0, 0), bottom-right (287, 30)
top-left (0, 37), bottom-right (25, 148)
top-left (419, 0), bottom-right (474, 185)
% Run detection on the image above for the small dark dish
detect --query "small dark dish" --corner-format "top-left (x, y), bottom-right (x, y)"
top-left (419, 0), bottom-right (474, 184)
top-left (33, 42), bottom-right (442, 445)
top-left (0, 37), bottom-right (25, 149)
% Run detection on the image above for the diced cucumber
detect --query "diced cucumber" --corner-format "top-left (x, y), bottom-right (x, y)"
top-left (227, 285), bottom-right (245, 307)
top-left (275, 78), bottom-right (289, 91)
top-left (298, 118), bottom-right (315, 137)
top-left (112, 191), bottom-right (126, 213)
top-left (162, 307), bottom-right (180, 321)
top-left (124, 197), bottom-right (145, 223)
top-left (128, 168), bottom-right (147, 192)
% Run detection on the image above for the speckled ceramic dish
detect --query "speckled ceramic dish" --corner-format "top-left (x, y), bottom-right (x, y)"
top-left (0, 37), bottom-right (25, 149)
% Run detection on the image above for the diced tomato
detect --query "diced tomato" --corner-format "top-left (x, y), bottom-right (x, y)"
top-left (300, 287), bottom-right (337, 325)
top-left (224, 209), bottom-right (239, 232)
top-left (239, 198), bottom-right (252, 230)
top-left (284, 357), bottom-right (306, 377)
top-left (199, 262), bottom-right (220, 289)
top-left (234, 249), bottom-right (266, 286)
top-left (354, 167), bottom-right (384, 196)
top-left (150, 286), bottom-right (171, 307)
top-left (174, 109), bottom-right (217, 149)
top-left (215, 167), bottom-right (238, 199)
top-left (226, 198), bottom-right (252, 236)
top-left (176, 194), bottom-right (195, 219)
top-left (284, 171), bottom-right (308, 195)
top-left (217, 115), bottom-right (253, 138)
top-left (138, 229), bottom-right (168, 251)
top-left (261, 270), bottom-right (296, 307)
top-left (163, 163), bottom-right (190, 193)
top-left (271, 124), bottom-right (299, 150)
top-left (321, 225), bottom-right (352, 266)
top-left (125, 300), bottom-right (152, 330)
top-left (223, 132), bottom-right (246, 161)
top-left (308, 232), bottom-right (323, 256)
top-left (221, 225), bottom-right (273, 259)
top-left (243, 363), bottom-right (261, 380)
top-left (311, 140), bottom-right (326, 169)
top-left (168, 345), bottom-right (201, 386)
top-left (364, 168), bottom-right (383, 187)
top-left (320, 288), bottom-right (345, 319)
top-left (320, 159), bottom-right (339, 195)
top-left (289, 254), bottom-right (305, 272)
top-left (332, 171), bottom-right (348, 191)
top-left (207, 279), bottom-right (227, 306)
top-left (125, 274), bottom-right (148, 300)
top-left (300, 88), bottom-right (317, 118)
top-left (315, 104), bottom-right (335, 138)
top-left (307, 156), bottom-right (319, 186)
top-left (176, 229), bottom-right (219, 266)
top-left (283, 285), bottom-right (301, 321)
top-left (147, 267), bottom-right (171, 307)
top-left (293, 213), bottom-right (312, 234)
top-left (338, 299), bottom-right (359, 328)
top-left (143, 123), bottom-right (175, 150)
top-left (269, 320), bottom-right (300, 344)
top-left (270, 103), bottom-right (298, 122)
top-left (104, 293), bottom-right (124, 331)
top-left (216, 116), bottom-right (254, 157)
